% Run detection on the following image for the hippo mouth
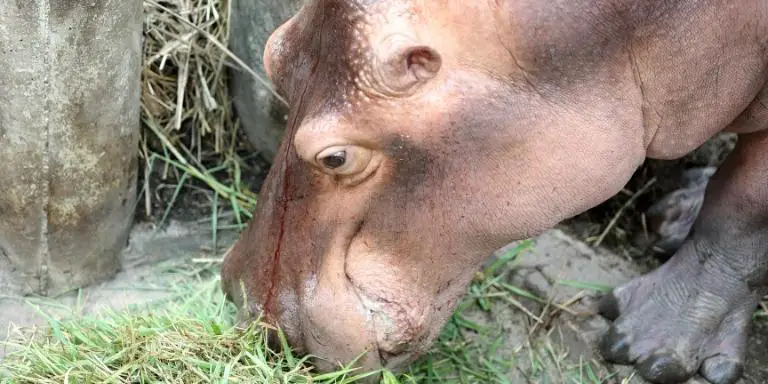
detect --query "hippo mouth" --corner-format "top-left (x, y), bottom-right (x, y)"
top-left (344, 270), bottom-right (422, 369)
top-left (290, 218), bottom-right (436, 374)
top-left (330, 222), bottom-right (442, 372)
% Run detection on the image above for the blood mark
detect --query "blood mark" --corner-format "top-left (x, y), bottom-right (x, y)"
top-left (262, 156), bottom-right (292, 320)
top-left (260, 6), bottom-right (326, 321)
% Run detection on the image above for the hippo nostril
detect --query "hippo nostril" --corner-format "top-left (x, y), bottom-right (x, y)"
top-left (263, 327), bottom-right (282, 352)
top-left (379, 349), bottom-right (418, 372)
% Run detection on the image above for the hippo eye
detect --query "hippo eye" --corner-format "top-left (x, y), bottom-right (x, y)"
top-left (315, 145), bottom-right (374, 179)
top-left (321, 151), bottom-right (346, 169)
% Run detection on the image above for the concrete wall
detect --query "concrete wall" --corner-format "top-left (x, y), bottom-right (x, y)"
top-left (0, 0), bottom-right (142, 296)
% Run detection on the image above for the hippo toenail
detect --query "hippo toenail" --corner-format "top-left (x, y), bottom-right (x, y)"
top-left (636, 353), bottom-right (693, 384)
top-left (700, 357), bottom-right (743, 384)
top-left (598, 326), bottom-right (633, 365)
top-left (597, 292), bottom-right (622, 321)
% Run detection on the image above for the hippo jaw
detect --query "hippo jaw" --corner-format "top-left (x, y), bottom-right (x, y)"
top-left (222, 0), bottom-right (649, 378)
top-left (222, 186), bottom-right (488, 375)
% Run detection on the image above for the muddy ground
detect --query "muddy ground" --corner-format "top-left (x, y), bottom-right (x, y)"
top-left (2, 132), bottom-right (765, 383)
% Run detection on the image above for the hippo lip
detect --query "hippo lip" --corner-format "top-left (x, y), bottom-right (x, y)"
top-left (346, 275), bottom-right (387, 366)
top-left (344, 284), bottom-right (424, 370)
top-left (341, 230), bottom-right (425, 370)
top-left (341, 220), bottom-right (387, 368)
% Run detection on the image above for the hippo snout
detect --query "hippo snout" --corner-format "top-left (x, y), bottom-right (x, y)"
top-left (294, 268), bottom-right (439, 376)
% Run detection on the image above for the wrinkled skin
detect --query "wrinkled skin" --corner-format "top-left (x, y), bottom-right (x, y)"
top-left (221, 1), bottom-right (768, 383)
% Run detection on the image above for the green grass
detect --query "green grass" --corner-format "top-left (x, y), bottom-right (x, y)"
top-left (0, 242), bottom-right (634, 384)
top-left (0, 273), bottom-right (375, 384)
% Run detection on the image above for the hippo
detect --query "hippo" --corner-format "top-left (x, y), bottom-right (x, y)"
top-left (636, 166), bottom-right (718, 257)
top-left (221, 1), bottom-right (768, 383)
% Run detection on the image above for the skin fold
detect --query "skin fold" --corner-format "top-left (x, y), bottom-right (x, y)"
top-left (221, 1), bottom-right (768, 383)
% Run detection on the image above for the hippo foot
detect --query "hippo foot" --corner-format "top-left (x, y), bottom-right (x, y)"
top-left (597, 241), bottom-right (759, 384)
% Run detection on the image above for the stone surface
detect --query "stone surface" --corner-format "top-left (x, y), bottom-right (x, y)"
top-left (0, 0), bottom-right (142, 296)
top-left (228, 0), bottom-right (305, 162)
top-left (502, 228), bottom-right (648, 304)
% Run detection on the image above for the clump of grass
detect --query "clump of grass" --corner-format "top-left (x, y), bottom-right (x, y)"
top-left (0, 276), bottom-right (376, 384)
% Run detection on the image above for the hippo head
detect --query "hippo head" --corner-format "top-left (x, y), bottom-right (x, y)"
top-left (222, 0), bottom-right (646, 376)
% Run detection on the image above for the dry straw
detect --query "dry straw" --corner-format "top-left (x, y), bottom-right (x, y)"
top-left (139, 0), bottom-right (280, 224)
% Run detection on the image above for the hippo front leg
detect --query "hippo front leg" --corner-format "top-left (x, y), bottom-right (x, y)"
top-left (598, 130), bottom-right (768, 384)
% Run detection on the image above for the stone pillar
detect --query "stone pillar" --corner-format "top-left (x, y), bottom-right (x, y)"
top-left (0, 0), bottom-right (142, 296)
top-left (229, 0), bottom-right (305, 163)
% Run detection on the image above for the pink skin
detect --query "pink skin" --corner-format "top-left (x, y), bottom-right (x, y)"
top-left (222, 1), bottom-right (768, 383)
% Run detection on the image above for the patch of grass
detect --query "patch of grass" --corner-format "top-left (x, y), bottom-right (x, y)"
top-left (0, 274), bottom-right (375, 384)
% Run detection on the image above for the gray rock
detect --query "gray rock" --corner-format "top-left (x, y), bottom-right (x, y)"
top-left (498, 229), bottom-right (648, 305)
top-left (228, 0), bottom-right (305, 162)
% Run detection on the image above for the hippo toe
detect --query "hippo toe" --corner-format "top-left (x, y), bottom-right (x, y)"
top-left (598, 240), bottom-right (758, 384)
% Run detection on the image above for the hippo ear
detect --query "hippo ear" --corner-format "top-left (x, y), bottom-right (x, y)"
top-left (377, 41), bottom-right (442, 94)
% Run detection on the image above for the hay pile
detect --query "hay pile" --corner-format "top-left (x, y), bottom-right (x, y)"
top-left (139, 0), bottom-right (263, 227)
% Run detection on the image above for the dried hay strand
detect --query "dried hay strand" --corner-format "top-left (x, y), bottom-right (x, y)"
top-left (138, 0), bottom-right (275, 226)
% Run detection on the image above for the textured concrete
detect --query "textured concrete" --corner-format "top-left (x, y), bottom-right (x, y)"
top-left (228, 0), bottom-right (304, 162)
top-left (0, 0), bottom-right (142, 296)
